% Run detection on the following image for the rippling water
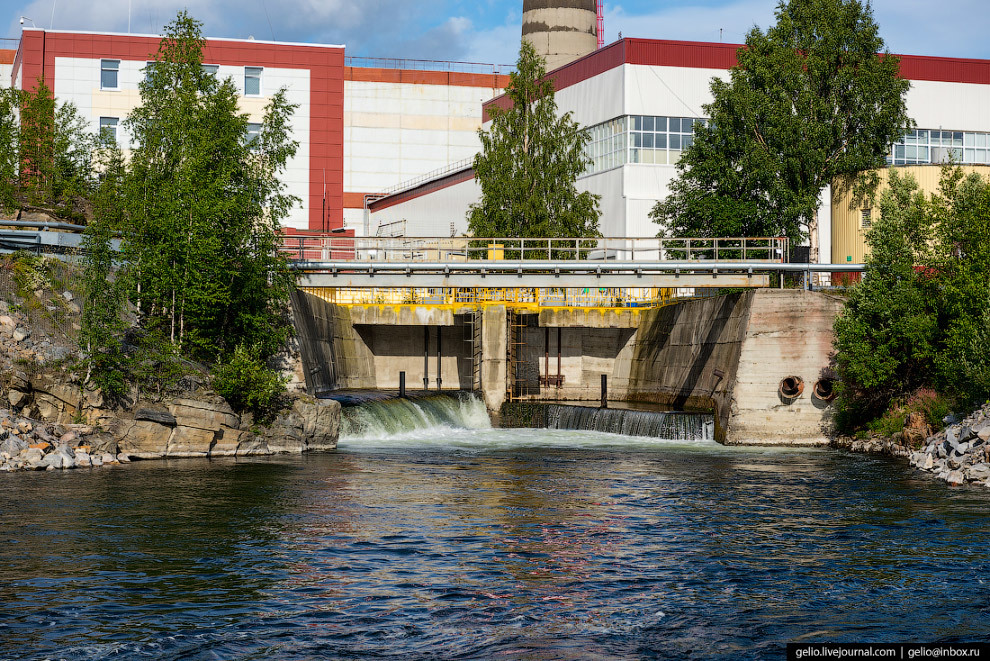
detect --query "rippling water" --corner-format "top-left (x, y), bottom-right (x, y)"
top-left (1, 428), bottom-right (989, 660)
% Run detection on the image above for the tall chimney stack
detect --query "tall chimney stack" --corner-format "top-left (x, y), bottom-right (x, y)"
top-left (522, 0), bottom-right (598, 71)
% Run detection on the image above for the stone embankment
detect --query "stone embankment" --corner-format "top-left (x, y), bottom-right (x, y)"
top-left (2, 367), bottom-right (340, 472)
top-left (836, 405), bottom-right (990, 488)
top-left (907, 404), bottom-right (990, 487)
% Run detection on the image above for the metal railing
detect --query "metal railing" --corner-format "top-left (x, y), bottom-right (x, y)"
top-left (373, 159), bottom-right (474, 199)
top-left (301, 286), bottom-right (673, 310)
top-left (345, 56), bottom-right (514, 76)
top-left (280, 236), bottom-right (790, 264)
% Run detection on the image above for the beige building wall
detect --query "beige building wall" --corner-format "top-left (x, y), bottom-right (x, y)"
top-left (832, 165), bottom-right (990, 265)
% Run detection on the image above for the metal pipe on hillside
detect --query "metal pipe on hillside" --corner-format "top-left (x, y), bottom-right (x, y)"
top-left (0, 220), bottom-right (86, 232)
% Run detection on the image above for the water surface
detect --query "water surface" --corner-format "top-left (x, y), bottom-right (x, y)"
top-left (1, 426), bottom-right (988, 660)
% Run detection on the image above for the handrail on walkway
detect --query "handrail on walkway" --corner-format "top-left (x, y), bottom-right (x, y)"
top-left (279, 236), bottom-right (791, 264)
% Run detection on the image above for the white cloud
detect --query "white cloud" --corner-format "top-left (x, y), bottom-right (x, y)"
top-left (2, 0), bottom-right (987, 63)
top-left (603, 0), bottom-right (990, 59)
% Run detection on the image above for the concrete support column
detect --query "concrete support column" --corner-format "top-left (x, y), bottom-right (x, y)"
top-left (481, 305), bottom-right (507, 413)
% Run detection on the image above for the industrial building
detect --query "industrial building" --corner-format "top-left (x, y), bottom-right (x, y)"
top-left (6, 3), bottom-right (990, 264)
top-left (368, 37), bottom-right (990, 265)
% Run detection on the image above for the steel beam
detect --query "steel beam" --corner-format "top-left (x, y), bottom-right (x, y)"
top-left (298, 271), bottom-right (771, 288)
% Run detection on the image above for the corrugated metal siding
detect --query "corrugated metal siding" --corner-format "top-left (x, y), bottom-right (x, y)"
top-left (898, 54), bottom-right (990, 85)
top-left (626, 38), bottom-right (739, 71)
top-left (831, 165), bottom-right (990, 264)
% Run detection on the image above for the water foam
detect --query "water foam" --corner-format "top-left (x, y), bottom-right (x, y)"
top-left (340, 392), bottom-right (491, 441)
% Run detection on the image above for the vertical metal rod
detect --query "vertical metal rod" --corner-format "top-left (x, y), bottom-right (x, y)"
top-left (399, 371), bottom-right (406, 398)
top-left (601, 374), bottom-right (608, 409)
top-left (557, 327), bottom-right (562, 386)
top-left (436, 327), bottom-right (442, 390)
top-left (423, 327), bottom-right (429, 390)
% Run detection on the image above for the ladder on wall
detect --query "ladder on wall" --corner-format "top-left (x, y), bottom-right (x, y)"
top-left (465, 310), bottom-right (483, 392)
top-left (506, 310), bottom-right (526, 402)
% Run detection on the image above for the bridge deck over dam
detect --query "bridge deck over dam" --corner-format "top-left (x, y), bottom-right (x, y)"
top-left (284, 236), bottom-right (859, 446)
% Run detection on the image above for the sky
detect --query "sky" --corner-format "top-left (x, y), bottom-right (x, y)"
top-left (1, 0), bottom-right (988, 66)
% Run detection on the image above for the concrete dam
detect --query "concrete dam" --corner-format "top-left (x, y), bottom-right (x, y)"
top-left (289, 287), bottom-right (844, 446)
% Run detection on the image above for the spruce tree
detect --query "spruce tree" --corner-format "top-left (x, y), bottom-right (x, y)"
top-left (468, 41), bottom-right (600, 244)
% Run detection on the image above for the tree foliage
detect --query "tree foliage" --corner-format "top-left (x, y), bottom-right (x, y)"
top-left (833, 168), bottom-right (990, 429)
top-left (0, 87), bottom-right (19, 212)
top-left (123, 11), bottom-right (298, 364)
top-left (468, 41), bottom-right (600, 242)
top-left (652, 0), bottom-right (912, 255)
top-left (80, 141), bottom-right (129, 401)
top-left (0, 79), bottom-right (94, 217)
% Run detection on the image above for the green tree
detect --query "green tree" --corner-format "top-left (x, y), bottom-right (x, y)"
top-left (80, 140), bottom-right (129, 401)
top-left (832, 170), bottom-right (936, 424)
top-left (833, 167), bottom-right (990, 428)
top-left (0, 86), bottom-right (19, 212)
top-left (18, 78), bottom-right (93, 218)
top-left (652, 0), bottom-right (912, 261)
top-left (468, 40), bottom-right (600, 245)
top-left (123, 11), bottom-right (298, 364)
top-left (927, 169), bottom-right (990, 404)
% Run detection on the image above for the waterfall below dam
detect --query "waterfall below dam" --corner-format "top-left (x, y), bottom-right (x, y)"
top-left (545, 405), bottom-right (715, 442)
top-left (333, 392), bottom-right (714, 443)
top-left (336, 392), bottom-right (492, 440)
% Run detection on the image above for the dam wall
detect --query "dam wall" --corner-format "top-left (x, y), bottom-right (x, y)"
top-left (291, 289), bottom-right (844, 445)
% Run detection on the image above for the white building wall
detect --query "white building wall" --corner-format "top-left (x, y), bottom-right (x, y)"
top-left (52, 56), bottom-right (312, 230)
top-left (906, 80), bottom-right (990, 132)
top-left (555, 65), bottom-right (625, 129)
top-left (344, 80), bottom-right (500, 195)
top-left (623, 64), bottom-right (725, 119)
top-left (368, 176), bottom-right (481, 237)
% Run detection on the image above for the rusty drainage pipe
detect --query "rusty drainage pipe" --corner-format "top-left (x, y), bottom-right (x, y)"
top-left (779, 376), bottom-right (804, 400)
top-left (814, 379), bottom-right (837, 402)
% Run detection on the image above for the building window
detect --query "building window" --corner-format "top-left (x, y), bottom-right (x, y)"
top-left (143, 61), bottom-right (156, 82)
top-left (246, 122), bottom-right (262, 148)
top-left (860, 208), bottom-right (872, 229)
top-left (101, 59), bottom-right (120, 90)
top-left (99, 117), bottom-right (118, 143)
top-left (888, 129), bottom-right (990, 166)
top-left (202, 64), bottom-right (219, 77)
top-left (583, 115), bottom-right (709, 175)
top-left (244, 67), bottom-right (262, 96)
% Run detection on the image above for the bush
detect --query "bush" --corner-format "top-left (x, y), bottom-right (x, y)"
top-left (213, 344), bottom-right (287, 424)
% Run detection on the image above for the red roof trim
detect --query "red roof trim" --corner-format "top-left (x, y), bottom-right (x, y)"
top-left (484, 38), bottom-right (990, 117)
top-left (369, 167), bottom-right (475, 212)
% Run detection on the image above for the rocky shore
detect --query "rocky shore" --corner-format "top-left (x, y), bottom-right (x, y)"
top-left (835, 404), bottom-right (990, 488)
top-left (1, 276), bottom-right (340, 474)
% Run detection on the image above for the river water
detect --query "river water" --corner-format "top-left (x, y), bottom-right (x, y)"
top-left (2, 398), bottom-right (989, 660)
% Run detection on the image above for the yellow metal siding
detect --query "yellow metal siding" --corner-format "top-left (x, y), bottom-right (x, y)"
top-left (831, 165), bottom-right (990, 264)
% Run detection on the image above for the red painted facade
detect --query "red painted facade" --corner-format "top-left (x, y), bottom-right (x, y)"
top-left (12, 29), bottom-right (345, 232)
top-left (484, 37), bottom-right (990, 120)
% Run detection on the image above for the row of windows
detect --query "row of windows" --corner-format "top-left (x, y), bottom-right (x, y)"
top-left (584, 115), bottom-right (709, 174)
top-left (888, 129), bottom-right (990, 166)
top-left (98, 114), bottom-right (261, 146)
top-left (100, 59), bottom-right (265, 96)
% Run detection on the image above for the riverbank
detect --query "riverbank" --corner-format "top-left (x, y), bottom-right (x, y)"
top-left (834, 403), bottom-right (990, 488)
top-left (1, 263), bottom-right (340, 473)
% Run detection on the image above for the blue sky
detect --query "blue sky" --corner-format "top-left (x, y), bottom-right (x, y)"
top-left (1, 0), bottom-right (988, 65)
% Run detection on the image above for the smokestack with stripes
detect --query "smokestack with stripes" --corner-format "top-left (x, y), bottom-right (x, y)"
top-left (522, 0), bottom-right (599, 72)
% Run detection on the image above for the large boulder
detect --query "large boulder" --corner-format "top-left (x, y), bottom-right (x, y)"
top-left (266, 396), bottom-right (340, 454)
top-left (166, 397), bottom-right (240, 457)
top-left (116, 419), bottom-right (173, 459)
